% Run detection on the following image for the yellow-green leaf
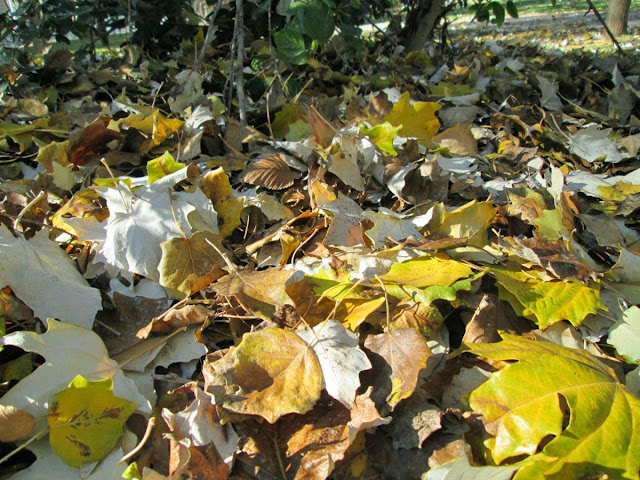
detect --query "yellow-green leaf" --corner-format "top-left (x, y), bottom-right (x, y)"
top-left (200, 167), bottom-right (243, 238)
top-left (384, 92), bottom-right (441, 144)
top-left (379, 254), bottom-right (474, 289)
top-left (147, 151), bottom-right (186, 183)
top-left (48, 376), bottom-right (137, 467)
top-left (204, 327), bottom-right (322, 423)
top-left (492, 268), bottom-right (604, 328)
top-left (359, 122), bottom-right (402, 155)
top-left (468, 334), bottom-right (640, 480)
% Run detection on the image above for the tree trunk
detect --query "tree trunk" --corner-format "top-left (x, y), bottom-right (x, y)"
top-left (402, 0), bottom-right (446, 52)
top-left (606, 0), bottom-right (631, 35)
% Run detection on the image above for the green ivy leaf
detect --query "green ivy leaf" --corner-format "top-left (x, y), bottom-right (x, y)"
top-left (273, 25), bottom-right (310, 65)
top-left (295, 0), bottom-right (335, 43)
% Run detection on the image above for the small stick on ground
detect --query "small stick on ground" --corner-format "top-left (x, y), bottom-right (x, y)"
top-left (584, 0), bottom-right (625, 55)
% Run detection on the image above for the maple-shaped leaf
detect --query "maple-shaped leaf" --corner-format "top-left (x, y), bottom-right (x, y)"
top-left (212, 267), bottom-right (295, 320)
top-left (0, 225), bottom-right (102, 329)
top-left (116, 110), bottom-right (184, 153)
top-left (384, 91), bottom-right (441, 144)
top-left (297, 320), bottom-right (372, 408)
top-left (492, 268), bottom-right (604, 328)
top-left (240, 154), bottom-right (301, 190)
top-left (204, 327), bottom-right (322, 423)
top-left (0, 319), bottom-right (149, 420)
top-left (431, 200), bottom-right (496, 247)
top-left (48, 376), bottom-right (136, 467)
top-left (360, 122), bottom-right (402, 155)
top-left (146, 151), bottom-right (186, 183)
top-left (568, 125), bottom-right (627, 164)
top-left (158, 231), bottom-right (229, 298)
top-left (364, 329), bottom-right (432, 407)
top-left (468, 334), bottom-right (640, 479)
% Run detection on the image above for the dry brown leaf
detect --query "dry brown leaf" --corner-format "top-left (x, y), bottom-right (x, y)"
top-left (240, 154), bottom-right (300, 190)
top-left (137, 304), bottom-right (211, 338)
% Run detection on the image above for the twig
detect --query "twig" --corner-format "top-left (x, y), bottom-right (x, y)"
top-left (235, 0), bottom-right (247, 126)
top-left (13, 190), bottom-right (46, 231)
top-left (195, 0), bottom-right (225, 72)
top-left (119, 416), bottom-right (156, 464)
top-left (584, 0), bottom-right (624, 55)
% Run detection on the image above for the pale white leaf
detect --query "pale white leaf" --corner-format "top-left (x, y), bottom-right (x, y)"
top-left (568, 125), bottom-right (627, 163)
top-left (608, 306), bottom-right (640, 363)
top-left (297, 320), bottom-right (371, 408)
top-left (0, 225), bottom-right (101, 329)
top-left (0, 319), bottom-right (150, 420)
top-left (363, 207), bottom-right (433, 248)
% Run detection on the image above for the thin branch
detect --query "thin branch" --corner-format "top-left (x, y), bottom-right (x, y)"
top-left (235, 0), bottom-right (247, 126)
top-left (195, 0), bottom-right (225, 72)
top-left (584, 0), bottom-right (624, 55)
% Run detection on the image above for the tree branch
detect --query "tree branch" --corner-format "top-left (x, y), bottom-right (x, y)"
top-left (584, 0), bottom-right (624, 56)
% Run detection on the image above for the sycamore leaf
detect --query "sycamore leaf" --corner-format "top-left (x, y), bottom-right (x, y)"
top-left (212, 267), bottom-right (295, 320)
top-left (0, 405), bottom-right (34, 442)
top-left (204, 327), bottom-right (322, 423)
top-left (364, 329), bottom-right (432, 407)
top-left (432, 200), bottom-right (497, 247)
top-left (385, 272), bottom-right (483, 307)
top-left (158, 231), bottom-right (228, 297)
top-left (363, 207), bottom-right (433, 248)
top-left (96, 167), bottom-right (218, 279)
top-left (48, 376), bottom-right (136, 467)
top-left (271, 104), bottom-right (310, 140)
top-left (384, 91), bottom-right (441, 144)
top-left (568, 125), bottom-right (627, 164)
top-left (297, 320), bottom-right (372, 408)
top-left (379, 254), bottom-right (474, 289)
top-left (321, 194), bottom-right (367, 246)
top-left (0, 225), bottom-right (102, 329)
top-left (492, 268), bottom-right (604, 328)
top-left (607, 306), bottom-right (640, 363)
top-left (359, 122), bottom-right (401, 155)
top-left (116, 110), bottom-right (184, 153)
top-left (468, 334), bottom-right (640, 480)
top-left (240, 154), bottom-right (301, 190)
top-left (0, 319), bottom-right (149, 419)
top-left (146, 151), bottom-right (186, 183)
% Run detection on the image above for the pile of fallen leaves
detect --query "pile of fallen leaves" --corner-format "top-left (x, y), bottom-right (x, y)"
top-left (1, 31), bottom-right (640, 480)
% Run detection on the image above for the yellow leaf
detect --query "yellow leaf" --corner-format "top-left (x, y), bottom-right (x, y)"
top-left (201, 167), bottom-right (243, 238)
top-left (432, 200), bottom-right (497, 247)
top-left (384, 91), bottom-right (441, 145)
top-left (204, 327), bottom-right (322, 423)
top-left (48, 376), bottom-right (136, 467)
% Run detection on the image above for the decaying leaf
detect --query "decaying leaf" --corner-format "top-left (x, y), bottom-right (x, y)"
top-left (0, 405), bottom-right (35, 442)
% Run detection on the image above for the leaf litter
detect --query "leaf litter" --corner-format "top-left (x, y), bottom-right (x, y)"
top-left (0, 26), bottom-right (640, 480)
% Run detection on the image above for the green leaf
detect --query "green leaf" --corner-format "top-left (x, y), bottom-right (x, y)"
top-left (359, 122), bottom-right (401, 155)
top-left (607, 306), bottom-right (640, 363)
top-left (468, 334), bottom-right (640, 480)
top-left (295, 0), bottom-right (335, 43)
top-left (506, 0), bottom-right (519, 18)
top-left (491, 2), bottom-right (506, 26)
top-left (273, 25), bottom-right (310, 65)
top-left (386, 272), bottom-right (484, 306)
top-left (492, 268), bottom-right (604, 328)
top-left (146, 151), bottom-right (185, 183)
top-left (48, 376), bottom-right (137, 467)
